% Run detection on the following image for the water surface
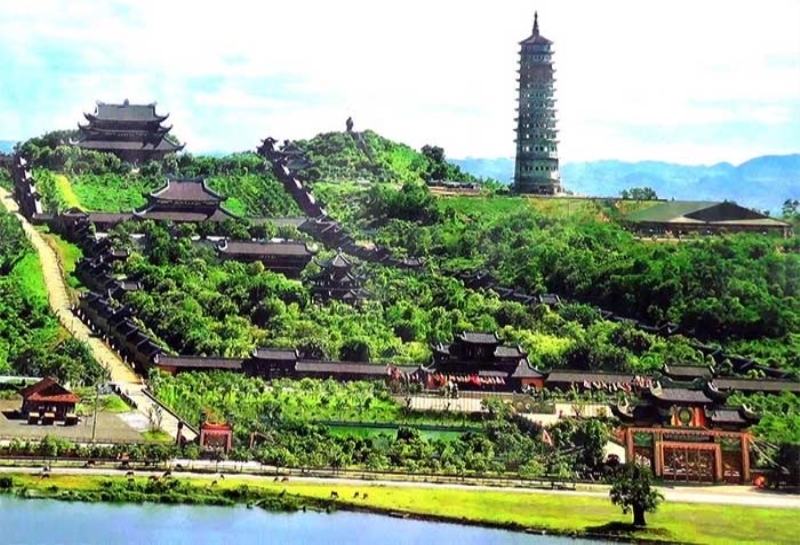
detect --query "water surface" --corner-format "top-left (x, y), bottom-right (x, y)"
top-left (0, 496), bottom-right (602, 545)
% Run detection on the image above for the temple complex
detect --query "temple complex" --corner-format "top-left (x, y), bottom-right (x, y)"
top-left (428, 332), bottom-right (544, 391)
top-left (74, 100), bottom-right (184, 164)
top-left (133, 177), bottom-right (239, 223)
top-left (309, 250), bottom-right (369, 305)
top-left (513, 12), bottom-right (562, 195)
top-left (612, 378), bottom-right (758, 484)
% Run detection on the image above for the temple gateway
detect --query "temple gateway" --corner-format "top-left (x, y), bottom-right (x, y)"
top-left (74, 100), bottom-right (184, 164)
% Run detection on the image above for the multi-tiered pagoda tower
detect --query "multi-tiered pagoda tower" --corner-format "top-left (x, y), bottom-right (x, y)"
top-left (310, 250), bottom-right (368, 306)
top-left (74, 100), bottom-right (184, 165)
top-left (513, 12), bottom-right (561, 195)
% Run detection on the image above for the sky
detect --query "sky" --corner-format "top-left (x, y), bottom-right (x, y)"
top-left (0, 0), bottom-right (799, 164)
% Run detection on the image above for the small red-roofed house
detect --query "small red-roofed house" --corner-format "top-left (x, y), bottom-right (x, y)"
top-left (20, 377), bottom-right (80, 422)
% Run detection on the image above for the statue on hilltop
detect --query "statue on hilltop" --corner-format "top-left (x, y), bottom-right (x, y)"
top-left (346, 117), bottom-right (354, 133)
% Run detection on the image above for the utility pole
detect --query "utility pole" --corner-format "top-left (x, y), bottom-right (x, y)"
top-left (91, 384), bottom-right (100, 442)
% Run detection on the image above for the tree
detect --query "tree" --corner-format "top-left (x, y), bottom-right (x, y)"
top-left (621, 187), bottom-right (658, 200)
top-left (608, 463), bottom-right (663, 526)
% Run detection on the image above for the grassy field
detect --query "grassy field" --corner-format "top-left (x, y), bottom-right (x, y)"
top-left (53, 174), bottom-right (81, 209)
top-left (9, 252), bottom-right (49, 304)
top-left (71, 173), bottom-right (153, 212)
top-left (438, 195), bottom-right (660, 224)
top-left (140, 430), bottom-right (174, 442)
top-left (5, 473), bottom-right (795, 544)
top-left (39, 229), bottom-right (83, 290)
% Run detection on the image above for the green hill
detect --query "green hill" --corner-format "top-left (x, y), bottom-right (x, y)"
top-left (293, 130), bottom-right (481, 185)
top-left (16, 137), bottom-right (301, 217)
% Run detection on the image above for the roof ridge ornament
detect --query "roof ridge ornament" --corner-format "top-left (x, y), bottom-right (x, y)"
top-left (533, 11), bottom-right (539, 35)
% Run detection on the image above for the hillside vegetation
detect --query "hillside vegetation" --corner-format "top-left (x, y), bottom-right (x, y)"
top-left (294, 130), bottom-right (482, 186)
top-left (0, 210), bottom-right (105, 384)
top-left (17, 136), bottom-right (300, 217)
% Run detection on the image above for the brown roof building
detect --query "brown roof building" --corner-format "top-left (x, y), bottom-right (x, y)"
top-left (74, 100), bottom-right (184, 164)
top-left (216, 240), bottom-right (316, 278)
top-left (310, 250), bottom-right (369, 305)
top-left (623, 201), bottom-right (792, 238)
top-left (429, 331), bottom-right (543, 390)
top-left (613, 378), bottom-right (759, 484)
top-left (20, 377), bottom-right (80, 422)
top-left (133, 177), bottom-right (240, 223)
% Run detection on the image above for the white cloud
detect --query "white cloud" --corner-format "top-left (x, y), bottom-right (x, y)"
top-left (0, 0), bottom-right (798, 163)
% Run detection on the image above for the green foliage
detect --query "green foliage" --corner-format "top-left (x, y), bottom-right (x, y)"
top-left (729, 391), bottom-right (800, 445)
top-left (621, 187), bottom-right (658, 200)
top-left (608, 463), bottom-right (663, 526)
top-left (19, 132), bottom-right (300, 218)
top-left (0, 211), bottom-right (105, 383)
top-left (293, 130), bottom-right (479, 186)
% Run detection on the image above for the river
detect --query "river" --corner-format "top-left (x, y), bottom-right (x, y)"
top-left (0, 496), bottom-right (602, 544)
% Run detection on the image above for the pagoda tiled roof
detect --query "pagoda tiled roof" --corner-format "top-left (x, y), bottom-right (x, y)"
top-left (78, 139), bottom-right (182, 152)
top-left (154, 355), bottom-right (244, 370)
top-left (545, 370), bottom-right (636, 384)
top-left (647, 385), bottom-right (715, 404)
top-left (712, 378), bottom-right (800, 393)
top-left (88, 101), bottom-right (168, 123)
top-left (252, 348), bottom-right (298, 361)
top-left (295, 361), bottom-right (390, 376)
top-left (704, 407), bottom-right (759, 425)
top-left (494, 345), bottom-right (527, 358)
top-left (458, 332), bottom-right (499, 344)
top-left (217, 241), bottom-right (314, 257)
top-left (663, 364), bottom-right (713, 379)
top-left (149, 178), bottom-right (227, 203)
top-left (20, 377), bottom-right (80, 404)
top-left (510, 360), bottom-right (543, 378)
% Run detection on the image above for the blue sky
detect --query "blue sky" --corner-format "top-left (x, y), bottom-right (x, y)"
top-left (0, 0), bottom-right (798, 164)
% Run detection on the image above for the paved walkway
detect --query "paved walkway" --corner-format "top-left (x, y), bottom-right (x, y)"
top-left (0, 188), bottom-right (194, 442)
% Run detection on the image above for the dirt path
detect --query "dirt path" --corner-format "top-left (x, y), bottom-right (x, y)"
top-left (0, 188), bottom-right (194, 441)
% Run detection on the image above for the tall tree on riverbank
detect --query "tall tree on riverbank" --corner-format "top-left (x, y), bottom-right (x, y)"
top-left (608, 463), bottom-right (663, 526)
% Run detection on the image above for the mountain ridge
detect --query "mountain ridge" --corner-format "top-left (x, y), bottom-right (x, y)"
top-left (452, 154), bottom-right (800, 212)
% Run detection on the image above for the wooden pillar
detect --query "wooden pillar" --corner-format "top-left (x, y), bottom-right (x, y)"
top-left (741, 434), bottom-right (751, 484)
top-left (625, 428), bottom-right (634, 464)
top-left (654, 437), bottom-right (663, 478)
top-left (714, 444), bottom-right (723, 482)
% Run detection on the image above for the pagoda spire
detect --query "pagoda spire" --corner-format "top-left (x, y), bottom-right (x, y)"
top-left (533, 11), bottom-right (539, 35)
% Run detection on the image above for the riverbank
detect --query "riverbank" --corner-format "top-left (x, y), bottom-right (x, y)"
top-left (1, 472), bottom-right (794, 544)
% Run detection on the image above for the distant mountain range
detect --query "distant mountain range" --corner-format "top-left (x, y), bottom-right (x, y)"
top-left (0, 140), bottom-right (16, 154)
top-left (453, 154), bottom-right (800, 213)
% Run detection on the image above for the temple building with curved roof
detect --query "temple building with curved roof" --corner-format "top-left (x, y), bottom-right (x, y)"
top-left (73, 100), bottom-right (184, 164)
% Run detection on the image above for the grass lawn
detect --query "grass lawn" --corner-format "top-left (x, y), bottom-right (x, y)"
top-left (141, 430), bottom-right (174, 442)
top-left (8, 473), bottom-right (795, 544)
top-left (53, 174), bottom-right (82, 209)
top-left (438, 195), bottom-right (530, 217)
top-left (70, 173), bottom-right (153, 212)
top-left (9, 252), bottom-right (49, 304)
top-left (73, 393), bottom-right (132, 415)
top-left (39, 230), bottom-right (83, 290)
